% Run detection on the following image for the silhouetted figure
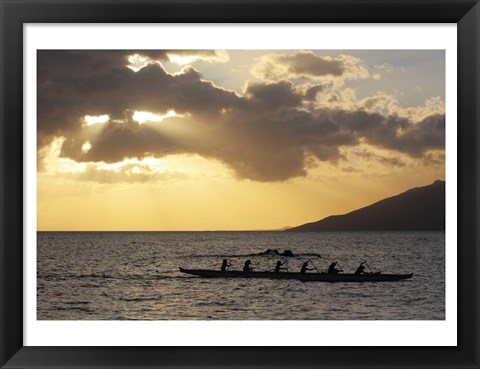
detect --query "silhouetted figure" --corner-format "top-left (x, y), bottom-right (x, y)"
top-left (243, 259), bottom-right (253, 272)
top-left (355, 262), bottom-right (372, 275)
top-left (274, 260), bottom-right (287, 272)
top-left (328, 261), bottom-right (341, 274)
top-left (300, 261), bottom-right (315, 273)
top-left (221, 259), bottom-right (231, 272)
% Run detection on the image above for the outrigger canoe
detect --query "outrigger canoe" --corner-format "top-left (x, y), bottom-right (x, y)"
top-left (179, 267), bottom-right (413, 282)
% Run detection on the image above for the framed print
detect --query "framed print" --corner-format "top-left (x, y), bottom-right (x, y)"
top-left (1, 0), bottom-right (479, 368)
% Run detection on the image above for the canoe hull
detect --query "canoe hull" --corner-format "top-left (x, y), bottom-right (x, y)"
top-left (179, 268), bottom-right (413, 282)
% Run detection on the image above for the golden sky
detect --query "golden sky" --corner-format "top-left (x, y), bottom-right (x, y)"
top-left (37, 50), bottom-right (445, 231)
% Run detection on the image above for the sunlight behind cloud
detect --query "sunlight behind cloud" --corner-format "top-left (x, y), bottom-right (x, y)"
top-left (81, 141), bottom-right (92, 153)
top-left (40, 134), bottom-right (234, 184)
top-left (166, 50), bottom-right (229, 65)
top-left (127, 54), bottom-right (152, 72)
top-left (133, 110), bottom-right (177, 124)
top-left (167, 55), bottom-right (200, 66)
top-left (40, 136), bottom-right (87, 173)
top-left (83, 115), bottom-right (109, 126)
top-left (95, 158), bottom-right (167, 173)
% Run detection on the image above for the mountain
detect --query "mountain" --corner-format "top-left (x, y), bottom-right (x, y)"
top-left (287, 180), bottom-right (445, 232)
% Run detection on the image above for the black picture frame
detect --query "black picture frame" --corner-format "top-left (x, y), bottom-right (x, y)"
top-left (1, 1), bottom-right (479, 368)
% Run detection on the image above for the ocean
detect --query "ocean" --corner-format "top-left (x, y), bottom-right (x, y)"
top-left (37, 231), bottom-right (445, 320)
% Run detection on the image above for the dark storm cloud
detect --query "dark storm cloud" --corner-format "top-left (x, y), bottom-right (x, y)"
top-left (38, 50), bottom-right (445, 182)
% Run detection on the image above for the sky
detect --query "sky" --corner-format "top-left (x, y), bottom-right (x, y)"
top-left (37, 50), bottom-right (445, 231)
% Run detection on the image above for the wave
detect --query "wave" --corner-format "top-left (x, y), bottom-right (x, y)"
top-left (63, 301), bottom-right (91, 305)
top-left (118, 296), bottom-right (160, 302)
top-left (39, 272), bottom-right (115, 280)
top-left (39, 272), bottom-right (191, 282)
top-left (54, 306), bottom-right (94, 313)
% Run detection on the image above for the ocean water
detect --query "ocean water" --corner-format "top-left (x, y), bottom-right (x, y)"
top-left (37, 231), bottom-right (445, 320)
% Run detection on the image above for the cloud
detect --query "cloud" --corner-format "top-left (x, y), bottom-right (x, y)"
top-left (38, 50), bottom-right (228, 82)
top-left (294, 83), bottom-right (329, 101)
top-left (319, 89), bottom-right (445, 122)
top-left (251, 51), bottom-right (371, 85)
top-left (38, 51), bottom-right (239, 140)
top-left (353, 150), bottom-right (406, 168)
top-left (422, 152), bottom-right (445, 166)
top-left (327, 110), bottom-right (445, 157)
top-left (244, 81), bottom-right (302, 108)
top-left (165, 50), bottom-right (229, 65)
top-left (342, 166), bottom-right (363, 173)
top-left (76, 163), bottom-right (188, 184)
top-left (38, 50), bottom-right (445, 183)
top-left (374, 63), bottom-right (394, 72)
top-left (38, 138), bottom-right (188, 183)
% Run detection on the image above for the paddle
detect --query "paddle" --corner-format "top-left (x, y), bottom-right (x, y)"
top-left (336, 262), bottom-right (344, 273)
top-left (308, 259), bottom-right (321, 273)
top-left (364, 261), bottom-right (374, 274)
